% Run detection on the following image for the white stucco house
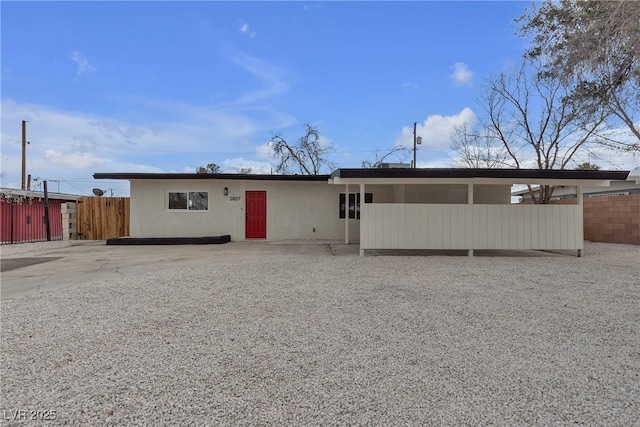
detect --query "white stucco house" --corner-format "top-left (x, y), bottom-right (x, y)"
top-left (94, 168), bottom-right (629, 256)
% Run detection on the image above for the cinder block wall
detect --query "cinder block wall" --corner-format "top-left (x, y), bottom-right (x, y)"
top-left (61, 202), bottom-right (78, 240)
top-left (583, 194), bottom-right (639, 245)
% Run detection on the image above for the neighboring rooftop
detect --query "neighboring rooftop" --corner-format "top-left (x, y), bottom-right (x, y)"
top-left (0, 188), bottom-right (81, 200)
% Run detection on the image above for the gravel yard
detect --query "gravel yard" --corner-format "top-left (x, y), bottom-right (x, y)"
top-left (1, 241), bottom-right (639, 425)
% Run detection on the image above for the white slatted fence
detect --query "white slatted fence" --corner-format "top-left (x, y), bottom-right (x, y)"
top-left (360, 204), bottom-right (583, 251)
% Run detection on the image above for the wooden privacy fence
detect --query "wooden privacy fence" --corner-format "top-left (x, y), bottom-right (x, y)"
top-left (77, 197), bottom-right (130, 240)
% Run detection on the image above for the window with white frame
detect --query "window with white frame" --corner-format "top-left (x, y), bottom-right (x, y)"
top-left (167, 191), bottom-right (208, 211)
top-left (339, 192), bottom-right (372, 219)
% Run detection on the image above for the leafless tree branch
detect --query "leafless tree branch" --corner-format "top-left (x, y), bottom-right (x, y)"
top-left (268, 124), bottom-right (336, 175)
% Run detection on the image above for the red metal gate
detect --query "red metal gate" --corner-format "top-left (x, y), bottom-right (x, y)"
top-left (0, 194), bottom-right (64, 244)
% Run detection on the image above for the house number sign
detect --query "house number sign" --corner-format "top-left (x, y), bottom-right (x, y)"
top-left (229, 196), bottom-right (241, 201)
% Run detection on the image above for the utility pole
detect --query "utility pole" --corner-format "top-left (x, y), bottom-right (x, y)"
top-left (412, 122), bottom-right (422, 169)
top-left (43, 180), bottom-right (51, 241)
top-left (22, 120), bottom-right (27, 190)
top-left (413, 122), bottom-right (417, 169)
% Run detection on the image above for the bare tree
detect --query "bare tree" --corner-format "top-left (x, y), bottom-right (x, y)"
top-left (268, 124), bottom-right (336, 175)
top-left (476, 61), bottom-right (608, 203)
top-left (361, 145), bottom-right (411, 168)
top-left (450, 122), bottom-right (512, 168)
top-left (575, 162), bottom-right (600, 171)
top-left (518, 0), bottom-right (640, 148)
top-left (195, 163), bottom-right (221, 174)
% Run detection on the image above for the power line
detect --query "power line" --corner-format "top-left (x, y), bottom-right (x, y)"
top-left (40, 156), bottom-right (86, 194)
top-left (1, 122), bottom-right (24, 146)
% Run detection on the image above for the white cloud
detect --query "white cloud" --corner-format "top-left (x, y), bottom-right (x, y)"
top-left (70, 51), bottom-right (97, 76)
top-left (303, 3), bottom-right (321, 11)
top-left (45, 149), bottom-right (107, 169)
top-left (396, 107), bottom-right (476, 151)
top-left (221, 157), bottom-right (273, 174)
top-left (223, 49), bottom-right (289, 106)
top-left (402, 81), bottom-right (418, 89)
top-left (569, 146), bottom-right (639, 172)
top-left (255, 142), bottom-right (276, 161)
top-left (0, 98), bottom-right (293, 196)
top-left (0, 48), bottom-right (299, 195)
top-left (87, 121), bottom-right (149, 140)
top-left (318, 134), bottom-right (333, 149)
top-left (240, 23), bottom-right (256, 38)
top-left (415, 156), bottom-right (457, 169)
top-left (450, 62), bottom-right (473, 86)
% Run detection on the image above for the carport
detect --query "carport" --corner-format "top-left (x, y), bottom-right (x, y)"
top-left (329, 168), bottom-right (630, 256)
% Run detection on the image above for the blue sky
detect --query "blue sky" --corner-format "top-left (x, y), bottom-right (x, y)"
top-left (1, 1), bottom-right (636, 196)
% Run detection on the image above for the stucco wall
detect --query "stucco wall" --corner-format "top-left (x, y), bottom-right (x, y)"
top-left (403, 184), bottom-right (467, 203)
top-left (130, 179), bottom-right (364, 241)
top-left (257, 181), bottom-right (347, 241)
top-left (473, 185), bottom-right (512, 204)
top-left (130, 180), bottom-right (515, 241)
top-left (130, 180), bottom-right (238, 239)
top-left (400, 184), bottom-right (510, 204)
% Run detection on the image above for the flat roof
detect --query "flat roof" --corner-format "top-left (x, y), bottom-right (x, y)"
top-left (0, 188), bottom-right (81, 201)
top-left (94, 168), bottom-right (630, 185)
top-left (330, 168), bottom-right (630, 181)
top-left (93, 173), bottom-right (330, 182)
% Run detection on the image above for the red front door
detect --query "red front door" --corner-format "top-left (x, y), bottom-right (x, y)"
top-left (245, 191), bottom-right (266, 239)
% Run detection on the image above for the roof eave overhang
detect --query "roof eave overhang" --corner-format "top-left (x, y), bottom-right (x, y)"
top-left (329, 177), bottom-right (614, 187)
top-left (93, 173), bottom-right (330, 182)
top-left (329, 168), bottom-right (629, 183)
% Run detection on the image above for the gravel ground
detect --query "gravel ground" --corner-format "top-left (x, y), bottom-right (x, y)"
top-left (1, 241), bottom-right (639, 426)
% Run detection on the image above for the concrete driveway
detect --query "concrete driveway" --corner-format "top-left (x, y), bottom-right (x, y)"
top-left (1, 239), bottom-right (568, 300)
top-left (1, 240), bottom-right (359, 300)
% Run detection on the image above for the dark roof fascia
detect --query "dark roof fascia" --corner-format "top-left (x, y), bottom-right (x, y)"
top-left (330, 168), bottom-right (630, 181)
top-left (95, 169), bottom-right (630, 182)
top-left (93, 173), bottom-right (330, 182)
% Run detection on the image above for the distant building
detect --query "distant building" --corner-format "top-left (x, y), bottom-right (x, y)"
top-left (512, 167), bottom-right (640, 245)
top-left (512, 166), bottom-right (640, 202)
top-left (1, 188), bottom-right (80, 244)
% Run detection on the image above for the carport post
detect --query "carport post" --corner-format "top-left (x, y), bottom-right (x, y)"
top-left (577, 185), bottom-right (583, 257)
top-left (344, 184), bottom-right (349, 245)
top-left (468, 183), bottom-right (474, 257)
top-left (360, 183), bottom-right (365, 256)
